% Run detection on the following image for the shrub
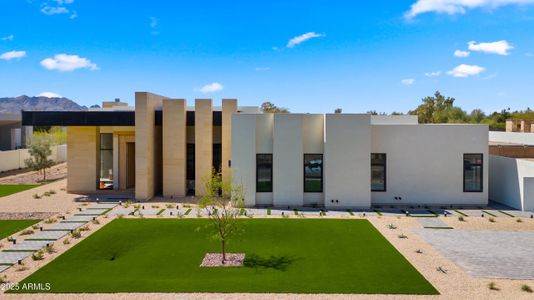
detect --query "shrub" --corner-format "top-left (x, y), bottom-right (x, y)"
top-left (398, 233), bottom-right (408, 239)
top-left (488, 282), bottom-right (499, 291)
top-left (458, 216), bottom-right (465, 222)
top-left (124, 200), bottom-right (132, 208)
top-left (79, 226), bottom-right (90, 232)
top-left (32, 251), bottom-right (44, 261)
top-left (71, 230), bottom-right (81, 239)
top-left (48, 189), bottom-right (56, 195)
top-left (415, 249), bottom-right (423, 254)
top-left (522, 284), bottom-right (533, 293)
top-left (43, 191), bottom-right (51, 197)
top-left (0, 275), bottom-right (7, 284)
top-left (517, 218), bottom-right (523, 223)
top-left (32, 225), bottom-right (40, 230)
top-left (388, 224), bottom-right (397, 230)
top-left (45, 244), bottom-right (56, 254)
top-left (44, 218), bottom-right (57, 224)
top-left (32, 194), bottom-right (41, 199)
top-left (63, 238), bottom-right (70, 245)
top-left (21, 229), bottom-right (34, 235)
top-left (92, 219), bottom-right (100, 225)
top-left (166, 203), bottom-right (174, 209)
top-left (16, 265), bottom-right (28, 272)
top-left (489, 217), bottom-right (496, 223)
top-left (151, 205), bottom-right (159, 209)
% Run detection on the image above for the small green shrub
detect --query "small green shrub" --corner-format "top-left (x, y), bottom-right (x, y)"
top-left (16, 265), bottom-right (28, 272)
top-left (488, 282), bottom-right (499, 291)
top-left (32, 251), bottom-right (44, 261)
top-left (522, 284), bottom-right (533, 293)
top-left (44, 218), bottom-right (57, 224)
top-left (458, 216), bottom-right (465, 222)
top-left (92, 219), bottom-right (100, 225)
top-left (48, 189), bottom-right (56, 195)
top-left (45, 244), bottom-right (56, 254)
top-left (267, 208), bottom-right (271, 215)
top-left (71, 230), bottom-right (81, 239)
top-left (415, 249), bottom-right (423, 254)
top-left (0, 274), bottom-right (7, 284)
top-left (63, 238), bottom-right (70, 245)
top-left (21, 229), bottom-right (34, 235)
top-left (489, 217), bottom-right (496, 223)
top-left (43, 191), bottom-right (51, 197)
top-left (79, 226), bottom-right (90, 232)
top-left (32, 225), bottom-right (40, 230)
top-left (32, 193), bottom-right (41, 199)
top-left (398, 233), bottom-right (408, 239)
top-left (151, 205), bottom-right (159, 209)
top-left (166, 203), bottom-right (174, 209)
top-left (517, 218), bottom-right (523, 223)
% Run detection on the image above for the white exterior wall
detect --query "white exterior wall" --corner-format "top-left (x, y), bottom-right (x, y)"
top-left (324, 114), bottom-right (371, 208)
top-left (489, 131), bottom-right (534, 145)
top-left (489, 155), bottom-right (534, 211)
top-left (371, 125), bottom-right (488, 206)
top-left (255, 114), bottom-right (274, 206)
top-left (303, 115), bottom-right (324, 206)
top-left (273, 114), bottom-right (304, 207)
top-left (231, 114), bottom-right (257, 206)
top-left (371, 115), bottom-right (418, 125)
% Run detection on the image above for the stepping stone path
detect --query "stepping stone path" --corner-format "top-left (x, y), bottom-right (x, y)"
top-left (62, 215), bottom-right (96, 223)
top-left (134, 209), bottom-right (162, 216)
top-left (456, 210), bottom-right (487, 217)
top-left (44, 222), bottom-right (85, 231)
top-left (26, 231), bottom-right (67, 241)
top-left (8, 240), bottom-right (52, 252)
top-left (483, 210), bottom-right (510, 217)
top-left (376, 208), bottom-right (405, 216)
top-left (350, 209), bottom-right (378, 216)
top-left (161, 209), bottom-right (184, 216)
top-left (0, 203), bottom-right (113, 273)
top-left (108, 208), bottom-right (135, 216)
top-left (417, 218), bottom-right (453, 229)
top-left (0, 251), bottom-right (32, 264)
top-left (75, 208), bottom-right (109, 216)
top-left (406, 209), bottom-right (436, 217)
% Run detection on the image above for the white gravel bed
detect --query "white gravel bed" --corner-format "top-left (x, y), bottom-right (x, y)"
top-left (200, 253), bottom-right (245, 267)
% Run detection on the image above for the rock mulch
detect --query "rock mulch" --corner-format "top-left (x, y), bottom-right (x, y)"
top-left (200, 253), bottom-right (245, 267)
top-left (0, 162), bottom-right (67, 185)
top-left (0, 212), bottom-right (55, 220)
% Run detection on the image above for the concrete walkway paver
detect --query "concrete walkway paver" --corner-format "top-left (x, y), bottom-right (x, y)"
top-left (416, 218), bottom-right (452, 229)
top-left (62, 215), bottom-right (95, 223)
top-left (0, 251), bottom-right (32, 264)
top-left (44, 222), bottom-right (84, 231)
top-left (7, 240), bottom-right (52, 252)
top-left (75, 208), bottom-right (109, 216)
top-left (26, 230), bottom-right (68, 241)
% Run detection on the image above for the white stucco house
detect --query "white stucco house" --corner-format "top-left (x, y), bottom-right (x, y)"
top-left (232, 113), bottom-right (488, 209)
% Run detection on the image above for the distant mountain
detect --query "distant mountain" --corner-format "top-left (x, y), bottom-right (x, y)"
top-left (0, 95), bottom-right (87, 114)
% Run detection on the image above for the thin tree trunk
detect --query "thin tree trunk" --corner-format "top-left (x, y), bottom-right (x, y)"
top-left (221, 239), bottom-right (226, 264)
top-left (43, 168), bottom-right (46, 181)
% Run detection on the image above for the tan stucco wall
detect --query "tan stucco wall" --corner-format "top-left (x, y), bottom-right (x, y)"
top-left (162, 99), bottom-right (187, 197)
top-left (195, 99), bottom-right (213, 195)
top-left (119, 134), bottom-right (135, 190)
top-left (135, 92), bottom-right (164, 200)
top-left (222, 99), bottom-right (237, 184)
top-left (67, 126), bottom-right (98, 192)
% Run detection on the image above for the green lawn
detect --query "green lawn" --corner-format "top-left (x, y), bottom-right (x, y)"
top-left (14, 219), bottom-right (437, 294)
top-left (0, 184), bottom-right (39, 197)
top-left (0, 220), bottom-right (40, 240)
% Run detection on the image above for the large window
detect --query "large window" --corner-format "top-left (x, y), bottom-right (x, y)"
top-left (99, 133), bottom-right (113, 190)
top-left (304, 154), bottom-right (323, 193)
top-left (464, 154), bottom-right (483, 192)
top-left (371, 153), bottom-right (386, 192)
top-left (256, 154), bottom-right (272, 192)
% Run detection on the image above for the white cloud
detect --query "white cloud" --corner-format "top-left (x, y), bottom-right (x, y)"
top-left (41, 6), bottom-right (69, 15)
top-left (287, 32), bottom-right (324, 48)
top-left (0, 50), bottom-right (26, 60)
top-left (38, 92), bottom-right (62, 98)
top-left (149, 17), bottom-right (159, 35)
top-left (526, 52), bottom-right (533, 57)
top-left (405, 0), bottom-right (534, 19)
top-left (401, 78), bottom-right (416, 85)
top-left (255, 67), bottom-right (271, 71)
top-left (447, 64), bottom-right (485, 77)
top-left (468, 40), bottom-right (513, 55)
top-left (454, 50), bottom-right (470, 57)
top-left (40, 54), bottom-right (98, 72)
top-left (197, 82), bottom-right (224, 93)
top-left (425, 71), bottom-right (442, 77)
top-left (1, 34), bottom-right (14, 41)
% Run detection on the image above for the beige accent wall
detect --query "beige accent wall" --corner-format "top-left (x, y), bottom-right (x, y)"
top-left (67, 126), bottom-right (98, 192)
top-left (102, 101), bottom-right (128, 108)
top-left (162, 99), bottom-right (187, 197)
top-left (119, 134), bottom-right (135, 190)
top-left (135, 92), bottom-right (164, 200)
top-left (222, 99), bottom-right (237, 183)
top-left (195, 99), bottom-right (213, 195)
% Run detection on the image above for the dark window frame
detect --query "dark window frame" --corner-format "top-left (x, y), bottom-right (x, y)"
top-left (371, 153), bottom-right (387, 192)
top-left (463, 153), bottom-right (483, 193)
top-left (98, 133), bottom-right (113, 190)
top-left (303, 153), bottom-right (323, 193)
top-left (256, 154), bottom-right (273, 193)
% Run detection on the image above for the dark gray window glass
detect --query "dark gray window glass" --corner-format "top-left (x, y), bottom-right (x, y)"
top-left (99, 133), bottom-right (113, 190)
top-left (371, 153), bottom-right (386, 191)
top-left (464, 154), bottom-right (483, 192)
top-left (256, 154), bottom-right (272, 192)
top-left (304, 154), bottom-right (323, 193)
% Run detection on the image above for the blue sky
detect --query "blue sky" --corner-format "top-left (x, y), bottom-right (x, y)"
top-left (1, 0), bottom-right (534, 113)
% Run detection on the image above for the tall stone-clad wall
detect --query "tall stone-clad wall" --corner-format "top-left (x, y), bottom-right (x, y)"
top-left (67, 126), bottom-right (98, 192)
top-left (195, 99), bottom-right (213, 195)
top-left (162, 99), bottom-right (187, 197)
top-left (222, 99), bottom-right (237, 184)
top-left (135, 92), bottom-right (164, 200)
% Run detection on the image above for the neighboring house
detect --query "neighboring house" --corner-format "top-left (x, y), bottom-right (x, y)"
top-left (0, 112), bottom-right (32, 151)
top-left (506, 119), bottom-right (534, 133)
top-left (22, 92), bottom-right (489, 209)
top-left (489, 131), bottom-right (534, 211)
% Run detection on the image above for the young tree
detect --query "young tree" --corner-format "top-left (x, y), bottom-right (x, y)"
top-left (334, 108), bottom-right (342, 113)
top-left (24, 133), bottom-right (55, 181)
top-left (260, 101), bottom-right (289, 113)
top-left (199, 169), bottom-right (245, 264)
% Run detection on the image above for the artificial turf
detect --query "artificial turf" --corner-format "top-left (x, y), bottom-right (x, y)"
top-left (14, 219), bottom-right (438, 294)
top-left (0, 184), bottom-right (39, 198)
top-left (0, 219), bottom-right (40, 240)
